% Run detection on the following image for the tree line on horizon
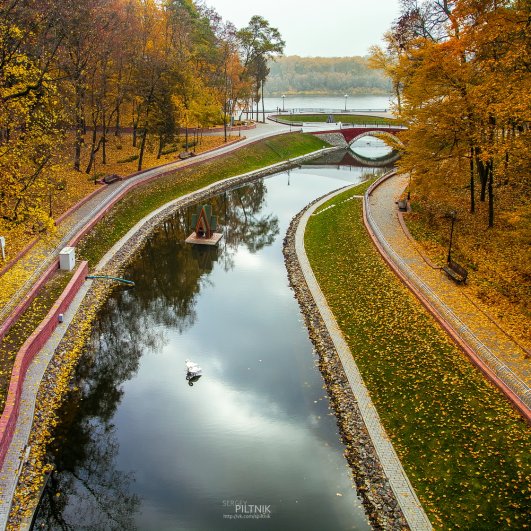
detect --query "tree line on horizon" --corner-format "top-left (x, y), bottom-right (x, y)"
top-left (370, 0), bottom-right (529, 228)
top-left (0, 0), bottom-right (284, 233)
top-left (265, 55), bottom-right (392, 96)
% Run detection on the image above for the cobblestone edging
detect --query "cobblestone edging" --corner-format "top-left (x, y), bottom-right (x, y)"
top-left (283, 189), bottom-right (432, 530)
top-left (5, 147), bottom-right (339, 528)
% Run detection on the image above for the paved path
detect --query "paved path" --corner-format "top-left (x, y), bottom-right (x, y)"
top-left (366, 174), bottom-right (530, 411)
top-left (295, 189), bottom-right (433, 530)
top-left (0, 120), bottom-right (291, 331)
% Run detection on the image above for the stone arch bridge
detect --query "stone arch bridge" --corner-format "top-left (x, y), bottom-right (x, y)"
top-left (310, 124), bottom-right (406, 148)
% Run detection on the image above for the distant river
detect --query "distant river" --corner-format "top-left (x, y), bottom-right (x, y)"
top-left (263, 94), bottom-right (393, 112)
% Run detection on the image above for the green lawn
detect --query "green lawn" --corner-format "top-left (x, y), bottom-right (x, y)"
top-left (305, 183), bottom-right (530, 530)
top-left (277, 114), bottom-right (398, 125)
top-left (0, 270), bottom-right (74, 412)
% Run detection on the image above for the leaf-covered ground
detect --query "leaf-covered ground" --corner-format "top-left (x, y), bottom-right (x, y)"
top-left (404, 172), bottom-right (530, 355)
top-left (305, 184), bottom-right (530, 529)
top-left (0, 133), bottom-right (234, 261)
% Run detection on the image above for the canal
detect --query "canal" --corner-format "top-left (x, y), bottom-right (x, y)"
top-left (35, 153), bottom-right (393, 530)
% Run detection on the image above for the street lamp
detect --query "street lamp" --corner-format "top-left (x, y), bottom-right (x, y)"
top-left (446, 210), bottom-right (457, 263)
top-left (282, 94), bottom-right (285, 112)
top-left (344, 94), bottom-right (348, 111)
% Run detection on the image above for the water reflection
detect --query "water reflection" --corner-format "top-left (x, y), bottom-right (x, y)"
top-left (35, 162), bottom-right (385, 530)
top-left (349, 136), bottom-right (397, 162)
top-left (304, 148), bottom-right (398, 170)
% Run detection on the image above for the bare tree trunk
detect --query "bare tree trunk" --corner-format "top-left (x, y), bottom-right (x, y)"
top-left (469, 147), bottom-right (475, 213)
top-left (157, 133), bottom-right (163, 159)
top-left (74, 85), bottom-right (84, 171)
top-left (115, 102), bottom-right (121, 136)
top-left (138, 128), bottom-right (147, 171)
top-left (102, 111), bottom-right (107, 165)
top-left (475, 148), bottom-right (487, 202)
top-left (487, 160), bottom-right (494, 227)
top-left (85, 126), bottom-right (98, 174)
top-left (261, 80), bottom-right (265, 123)
top-left (223, 100), bottom-right (228, 142)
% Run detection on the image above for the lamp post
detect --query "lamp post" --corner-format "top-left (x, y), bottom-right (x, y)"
top-left (344, 94), bottom-right (348, 111)
top-left (282, 94), bottom-right (285, 112)
top-left (447, 210), bottom-right (457, 263)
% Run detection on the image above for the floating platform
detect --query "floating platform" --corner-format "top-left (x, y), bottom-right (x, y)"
top-left (185, 231), bottom-right (223, 246)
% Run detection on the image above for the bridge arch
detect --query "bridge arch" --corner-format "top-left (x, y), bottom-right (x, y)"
top-left (347, 129), bottom-right (404, 149)
top-left (347, 149), bottom-right (400, 167)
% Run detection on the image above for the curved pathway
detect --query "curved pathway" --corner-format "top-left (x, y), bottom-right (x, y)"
top-left (364, 173), bottom-right (530, 417)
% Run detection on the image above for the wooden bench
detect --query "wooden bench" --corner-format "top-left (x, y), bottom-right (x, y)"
top-left (179, 151), bottom-right (196, 160)
top-left (443, 259), bottom-right (468, 284)
top-left (103, 174), bottom-right (121, 184)
top-left (397, 199), bottom-right (408, 212)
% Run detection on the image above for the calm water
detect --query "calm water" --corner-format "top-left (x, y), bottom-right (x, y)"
top-left (263, 94), bottom-right (392, 112)
top-left (35, 157), bottom-right (392, 530)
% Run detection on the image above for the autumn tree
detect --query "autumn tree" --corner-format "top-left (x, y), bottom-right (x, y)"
top-left (0, 1), bottom-right (64, 228)
top-left (371, 0), bottom-right (530, 227)
top-left (237, 16), bottom-right (284, 123)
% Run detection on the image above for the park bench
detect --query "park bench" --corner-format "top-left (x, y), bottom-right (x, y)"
top-left (179, 151), bottom-right (196, 160)
top-left (443, 259), bottom-right (468, 284)
top-left (397, 199), bottom-right (408, 212)
top-left (103, 174), bottom-right (121, 184)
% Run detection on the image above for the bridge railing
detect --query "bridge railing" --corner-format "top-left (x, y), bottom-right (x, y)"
top-left (339, 123), bottom-right (407, 130)
top-left (278, 108), bottom-right (389, 113)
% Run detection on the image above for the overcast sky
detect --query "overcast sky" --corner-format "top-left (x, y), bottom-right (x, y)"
top-left (205, 0), bottom-right (401, 57)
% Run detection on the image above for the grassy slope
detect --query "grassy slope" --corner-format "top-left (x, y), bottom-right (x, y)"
top-left (0, 271), bottom-right (74, 410)
top-left (305, 183), bottom-right (530, 529)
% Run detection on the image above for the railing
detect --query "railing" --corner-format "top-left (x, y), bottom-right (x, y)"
top-left (339, 123), bottom-right (407, 130)
top-left (275, 108), bottom-right (389, 113)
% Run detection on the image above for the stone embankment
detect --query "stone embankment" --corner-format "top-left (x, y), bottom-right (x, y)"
top-left (313, 132), bottom-right (348, 147)
top-left (282, 204), bottom-right (409, 530)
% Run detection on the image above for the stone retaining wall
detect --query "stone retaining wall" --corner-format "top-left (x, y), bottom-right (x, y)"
top-left (313, 132), bottom-right (348, 147)
top-left (282, 201), bottom-right (410, 530)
